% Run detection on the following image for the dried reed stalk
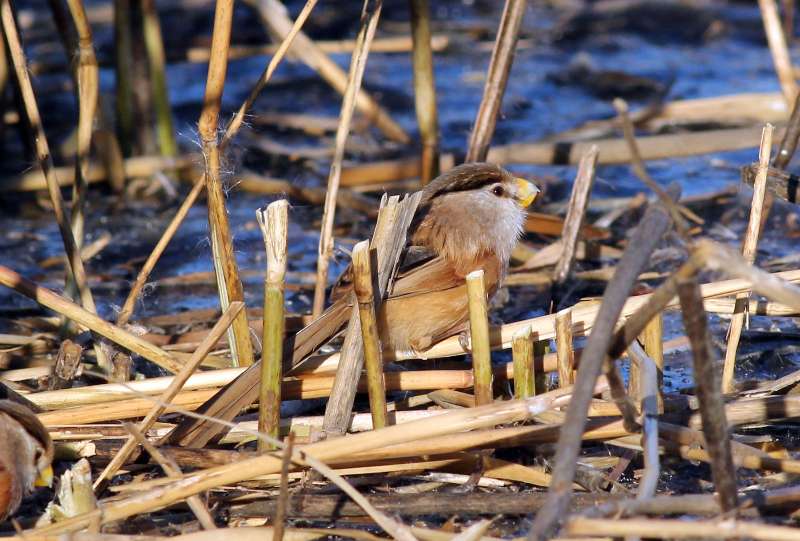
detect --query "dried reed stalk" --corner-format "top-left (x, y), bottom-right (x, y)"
top-left (467, 270), bottom-right (493, 405)
top-left (141, 0), bottom-right (176, 157)
top-left (272, 432), bottom-right (294, 541)
top-left (529, 191), bottom-right (677, 541)
top-left (759, 0), bottom-right (799, 104)
top-left (465, 0), bottom-right (527, 162)
top-left (0, 265), bottom-right (182, 373)
top-left (256, 201), bottom-right (289, 449)
top-left (198, 0), bottom-right (254, 368)
top-left (677, 277), bottom-right (738, 513)
top-left (722, 123), bottom-right (773, 393)
top-left (246, 0), bottom-right (408, 143)
top-left (555, 308), bottom-right (575, 388)
top-left (640, 313), bottom-right (663, 413)
top-left (312, 0), bottom-right (384, 317)
top-left (95, 302), bottom-right (243, 486)
top-left (0, 0), bottom-right (109, 371)
top-left (512, 326), bottom-right (534, 398)
top-left (225, 0), bottom-right (317, 147)
top-left (552, 145), bottom-right (598, 303)
top-left (116, 181), bottom-right (204, 326)
top-left (352, 241), bottom-right (388, 428)
top-left (63, 0), bottom-right (99, 251)
top-left (409, 0), bottom-right (439, 184)
top-left (125, 423), bottom-right (216, 529)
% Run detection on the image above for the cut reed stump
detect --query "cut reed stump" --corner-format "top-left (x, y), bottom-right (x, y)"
top-left (352, 240), bottom-right (388, 428)
top-left (466, 270), bottom-right (493, 406)
top-left (512, 326), bottom-right (535, 398)
top-left (256, 201), bottom-right (289, 449)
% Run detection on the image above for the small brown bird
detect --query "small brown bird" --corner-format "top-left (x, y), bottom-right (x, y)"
top-left (164, 163), bottom-right (539, 447)
top-left (0, 400), bottom-right (53, 520)
top-left (291, 162), bottom-right (539, 366)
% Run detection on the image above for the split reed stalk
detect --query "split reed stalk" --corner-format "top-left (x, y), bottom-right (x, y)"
top-left (409, 0), bottom-right (439, 184)
top-left (114, 0), bottom-right (134, 156)
top-left (465, 0), bottom-right (527, 162)
top-left (256, 201), bottom-right (288, 449)
top-left (312, 0), bottom-right (384, 317)
top-left (95, 302), bottom-right (244, 486)
top-left (555, 308), bottom-right (575, 387)
top-left (199, 0), bottom-right (254, 367)
top-left (352, 241), bottom-right (388, 429)
top-left (141, 0), bottom-right (176, 157)
top-left (125, 423), bottom-right (216, 529)
top-left (759, 0), bottom-right (799, 104)
top-left (0, 265), bottom-right (182, 373)
top-left (512, 326), bottom-right (534, 398)
top-left (722, 123), bottom-right (773, 393)
top-left (466, 270), bottom-right (493, 405)
top-left (0, 0), bottom-right (110, 371)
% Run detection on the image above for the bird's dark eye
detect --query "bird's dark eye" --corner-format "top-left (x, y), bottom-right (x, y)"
top-left (492, 185), bottom-right (504, 197)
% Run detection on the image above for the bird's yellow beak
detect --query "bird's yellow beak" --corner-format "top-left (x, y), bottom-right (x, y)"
top-left (514, 178), bottom-right (539, 208)
top-left (34, 465), bottom-right (53, 488)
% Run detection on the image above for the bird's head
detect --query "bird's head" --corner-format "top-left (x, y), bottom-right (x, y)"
top-left (414, 163), bottom-right (539, 271)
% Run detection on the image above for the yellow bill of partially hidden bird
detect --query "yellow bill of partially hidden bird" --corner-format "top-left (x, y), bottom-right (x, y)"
top-left (515, 177), bottom-right (539, 208)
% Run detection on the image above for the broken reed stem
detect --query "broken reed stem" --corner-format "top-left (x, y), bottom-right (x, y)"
top-left (352, 241), bottom-right (388, 429)
top-left (408, 0), bottom-right (439, 184)
top-left (224, 0), bottom-right (318, 149)
top-left (466, 270), bottom-right (493, 406)
top-left (465, 0), bottom-right (527, 162)
top-left (64, 0), bottom-right (99, 250)
top-left (0, 264), bottom-right (183, 373)
top-left (528, 189), bottom-right (677, 541)
top-left (312, 0), bottom-right (384, 318)
top-left (141, 0), bottom-right (176, 157)
top-left (640, 313), bottom-right (664, 413)
top-left (677, 278), bottom-right (738, 513)
top-left (114, 0), bottom-right (134, 156)
top-left (95, 302), bottom-right (244, 486)
top-left (256, 201), bottom-right (288, 450)
top-left (199, 0), bottom-right (254, 368)
top-left (0, 0), bottom-right (110, 372)
top-left (555, 308), bottom-right (575, 387)
top-left (552, 145), bottom-right (598, 292)
top-left (273, 432), bottom-right (295, 541)
top-left (512, 326), bottom-right (534, 398)
top-left (722, 123), bottom-right (773, 393)
top-left (783, 0), bottom-right (795, 43)
top-left (116, 181), bottom-right (205, 326)
top-left (627, 342), bottom-right (660, 500)
top-left (759, 0), bottom-right (799, 105)
top-left (124, 423), bottom-right (216, 529)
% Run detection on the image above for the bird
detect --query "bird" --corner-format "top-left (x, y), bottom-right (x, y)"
top-left (164, 162), bottom-right (538, 447)
top-left (290, 161), bottom-right (539, 365)
top-left (0, 400), bottom-right (53, 520)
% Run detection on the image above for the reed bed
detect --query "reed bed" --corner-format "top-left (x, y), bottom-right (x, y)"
top-left (2, 1), bottom-right (800, 540)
